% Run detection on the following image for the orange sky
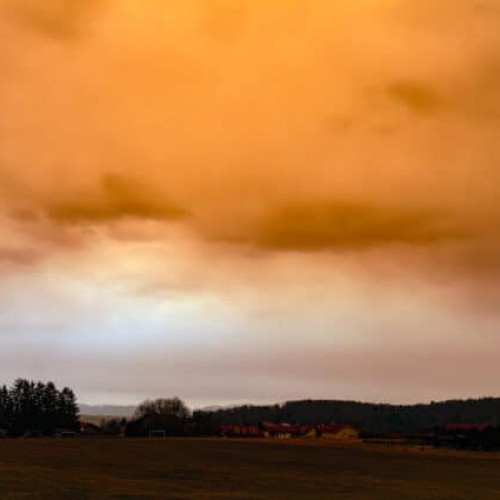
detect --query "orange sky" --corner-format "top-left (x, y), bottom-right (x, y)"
top-left (1, 0), bottom-right (500, 406)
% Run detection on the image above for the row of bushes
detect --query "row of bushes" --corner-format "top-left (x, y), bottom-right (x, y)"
top-left (433, 427), bottom-right (500, 451)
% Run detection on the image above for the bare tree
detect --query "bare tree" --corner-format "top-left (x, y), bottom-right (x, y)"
top-left (134, 397), bottom-right (190, 420)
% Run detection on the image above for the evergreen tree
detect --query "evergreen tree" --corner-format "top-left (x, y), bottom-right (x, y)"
top-left (0, 385), bottom-right (12, 430)
top-left (42, 382), bottom-right (60, 434)
top-left (58, 387), bottom-right (80, 431)
top-left (0, 379), bottom-right (80, 436)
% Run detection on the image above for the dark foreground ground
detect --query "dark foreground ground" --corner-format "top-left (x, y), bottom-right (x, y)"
top-left (1, 438), bottom-right (500, 499)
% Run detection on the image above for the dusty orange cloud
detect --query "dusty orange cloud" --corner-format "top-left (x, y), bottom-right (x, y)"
top-left (253, 202), bottom-right (465, 251)
top-left (0, 0), bottom-right (499, 272)
top-left (0, 2), bottom-right (499, 263)
top-left (2, 0), bottom-right (106, 39)
top-left (45, 173), bottom-right (189, 223)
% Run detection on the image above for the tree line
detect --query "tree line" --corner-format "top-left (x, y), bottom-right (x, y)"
top-left (195, 398), bottom-right (500, 434)
top-left (0, 379), bottom-right (79, 436)
top-left (4, 381), bottom-right (500, 439)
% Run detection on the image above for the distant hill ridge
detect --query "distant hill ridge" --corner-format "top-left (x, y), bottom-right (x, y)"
top-left (79, 404), bottom-right (237, 417)
top-left (195, 398), bottom-right (500, 433)
top-left (79, 404), bottom-right (136, 417)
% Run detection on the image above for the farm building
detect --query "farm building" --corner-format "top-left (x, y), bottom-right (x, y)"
top-left (302, 425), bottom-right (320, 438)
top-left (260, 422), bottom-right (320, 439)
top-left (261, 422), bottom-right (299, 439)
top-left (259, 422), bottom-right (311, 439)
top-left (317, 424), bottom-right (359, 441)
top-left (220, 422), bottom-right (358, 440)
top-left (80, 422), bottom-right (101, 435)
top-left (220, 424), bottom-right (264, 438)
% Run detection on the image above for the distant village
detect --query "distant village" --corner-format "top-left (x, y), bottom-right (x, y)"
top-left (3, 380), bottom-right (500, 451)
top-left (42, 411), bottom-right (500, 453)
top-left (76, 418), bottom-right (498, 453)
top-left (76, 420), bottom-right (359, 441)
top-left (219, 422), bottom-right (359, 440)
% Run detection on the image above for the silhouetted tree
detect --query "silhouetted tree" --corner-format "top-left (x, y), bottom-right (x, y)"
top-left (40, 382), bottom-right (59, 434)
top-left (101, 417), bottom-right (127, 435)
top-left (0, 385), bottom-right (12, 430)
top-left (127, 397), bottom-right (191, 437)
top-left (0, 379), bottom-right (80, 436)
top-left (135, 397), bottom-right (190, 420)
top-left (58, 387), bottom-right (80, 431)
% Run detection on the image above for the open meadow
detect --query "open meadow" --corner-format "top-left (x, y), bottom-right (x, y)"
top-left (1, 438), bottom-right (500, 499)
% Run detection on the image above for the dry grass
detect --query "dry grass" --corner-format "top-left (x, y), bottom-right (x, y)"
top-left (1, 438), bottom-right (499, 499)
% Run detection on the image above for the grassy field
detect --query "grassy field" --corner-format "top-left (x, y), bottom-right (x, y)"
top-left (1, 438), bottom-right (499, 499)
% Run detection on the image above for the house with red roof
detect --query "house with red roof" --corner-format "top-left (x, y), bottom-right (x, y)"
top-left (260, 422), bottom-right (306, 439)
